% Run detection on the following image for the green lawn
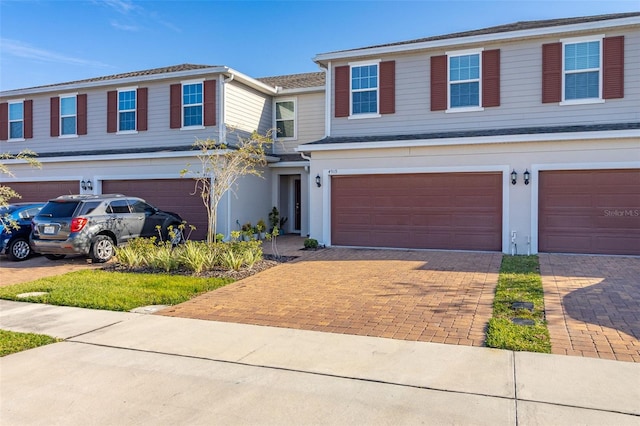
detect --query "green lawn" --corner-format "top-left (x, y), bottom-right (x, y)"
top-left (0, 270), bottom-right (233, 311)
top-left (485, 255), bottom-right (551, 353)
top-left (0, 329), bottom-right (60, 357)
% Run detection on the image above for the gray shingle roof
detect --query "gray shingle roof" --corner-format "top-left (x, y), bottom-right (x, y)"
top-left (322, 12), bottom-right (640, 55)
top-left (303, 123), bottom-right (640, 146)
top-left (257, 72), bottom-right (325, 89)
top-left (19, 64), bottom-right (218, 91)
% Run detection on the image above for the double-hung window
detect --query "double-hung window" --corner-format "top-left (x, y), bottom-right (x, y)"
top-left (60, 95), bottom-right (77, 136)
top-left (275, 99), bottom-right (296, 139)
top-left (118, 89), bottom-right (136, 131)
top-left (183, 82), bottom-right (203, 127)
top-left (563, 38), bottom-right (601, 102)
top-left (448, 51), bottom-right (481, 109)
top-left (351, 62), bottom-right (378, 116)
top-left (8, 101), bottom-right (24, 139)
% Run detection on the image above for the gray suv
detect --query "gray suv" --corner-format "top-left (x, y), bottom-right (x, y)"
top-left (31, 194), bottom-right (184, 263)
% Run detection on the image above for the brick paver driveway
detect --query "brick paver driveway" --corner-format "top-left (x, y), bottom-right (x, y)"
top-left (161, 248), bottom-right (502, 347)
top-left (540, 254), bottom-right (640, 362)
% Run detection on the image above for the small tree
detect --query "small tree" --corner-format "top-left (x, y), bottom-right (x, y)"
top-left (180, 130), bottom-right (273, 243)
top-left (1, 149), bottom-right (41, 207)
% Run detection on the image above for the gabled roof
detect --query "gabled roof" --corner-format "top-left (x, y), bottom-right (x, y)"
top-left (315, 12), bottom-right (640, 61)
top-left (15, 64), bottom-right (218, 91)
top-left (257, 72), bottom-right (325, 90)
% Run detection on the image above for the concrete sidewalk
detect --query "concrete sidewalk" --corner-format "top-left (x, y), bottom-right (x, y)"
top-left (1, 300), bottom-right (639, 425)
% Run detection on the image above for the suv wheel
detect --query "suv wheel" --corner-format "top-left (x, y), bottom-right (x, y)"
top-left (91, 235), bottom-right (115, 263)
top-left (170, 227), bottom-right (184, 245)
top-left (6, 238), bottom-right (31, 261)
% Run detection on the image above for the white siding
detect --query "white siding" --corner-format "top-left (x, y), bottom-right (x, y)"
top-left (330, 29), bottom-right (640, 137)
top-left (1, 76), bottom-right (225, 155)
top-left (224, 80), bottom-right (272, 141)
top-left (274, 91), bottom-right (325, 154)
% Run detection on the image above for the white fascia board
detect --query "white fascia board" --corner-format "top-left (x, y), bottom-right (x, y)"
top-left (313, 16), bottom-right (640, 63)
top-left (0, 150), bottom-right (203, 165)
top-left (1, 67), bottom-right (228, 97)
top-left (225, 68), bottom-right (278, 94)
top-left (300, 129), bottom-right (640, 152)
top-left (2, 149), bottom-right (282, 165)
top-left (1, 66), bottom-right (277, 98)
top-left (276, 86), bottom-right (325, 95)
top-left (268, 161), bottom-right (309, 168)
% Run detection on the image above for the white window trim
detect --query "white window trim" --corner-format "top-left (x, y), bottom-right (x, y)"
top-left (8, 99), bottom-right (25, 141)
top-left (116, 86), bottom-right (138, 135)
top-left (59, 93), bottom-right (77, 137)
top-left (181, 79), bottom-right (204, 129)
top-left (446, 48), bottom-right (484, 113)
top-left (559, 35), bottom-right (604, 106)
top-left (348, 59), bottom-right (382, 119)
top-left (274, 97), bottom-right (298, 140)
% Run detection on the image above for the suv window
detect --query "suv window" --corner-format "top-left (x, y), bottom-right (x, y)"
top-left (129, 200), bottom-right (155, 214)
top-left (106, 200), bottom-right (131, 214)
top-left (77, 201), bottom-right (101, 216)
top-left (39, 201), bottom-right (80, 218)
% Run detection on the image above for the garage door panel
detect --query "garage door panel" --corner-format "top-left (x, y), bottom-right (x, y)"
top-left (102, 179), bottom-right (207, 241)
top-left (7, 181), bottom-right (78, 203)
top-left (539, 169), bottom-right (640, 255)
top-left (331, 173), bottom-right (502, 251)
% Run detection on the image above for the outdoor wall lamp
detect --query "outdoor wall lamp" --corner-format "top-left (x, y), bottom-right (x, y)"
top-left (510, 170), bottom-right (517, 185)
top-left (523, 169), bottom-right (530, 185)
top-left (315, 174), bottom-right (322, 188)
top-left (81, 180), bottom-right (93, 191)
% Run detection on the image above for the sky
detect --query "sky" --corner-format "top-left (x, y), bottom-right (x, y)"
top-left (1, 0), bottom-right (638, 91)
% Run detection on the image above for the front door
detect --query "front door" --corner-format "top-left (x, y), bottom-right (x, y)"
top-left (294, 179), bottom-right (301, 230)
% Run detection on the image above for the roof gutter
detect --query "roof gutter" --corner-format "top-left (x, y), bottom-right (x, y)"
top-left (313, 15), bottom-right (640, 65)
top-left (296, 129), bottom-right (640, 152)
top-left (1, 66), bottom-right (278, 98)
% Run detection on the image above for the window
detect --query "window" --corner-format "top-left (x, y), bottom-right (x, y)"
top-left (60, 96), bottom-right (77, 135)
top-left (8, 101), bottom-right (23, 139)
top-left (275, 100), bottom-right (296, 139)
top-left (449, 52), bottom-right (480, 108)
top-left (564, 39), bottom-right (601, 101)
top-left (118, 89), bottom-right (136, 131)
top-left (351, 63), bottom-right (378, 115)
top-left (183, 82), bottom-right (203, 127)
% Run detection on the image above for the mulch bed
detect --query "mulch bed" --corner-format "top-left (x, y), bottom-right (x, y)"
top-left (102, 254), bottom-right (298, 281)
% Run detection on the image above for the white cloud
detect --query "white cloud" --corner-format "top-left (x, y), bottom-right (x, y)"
top-left (0, 39), bottom-right (110, 68)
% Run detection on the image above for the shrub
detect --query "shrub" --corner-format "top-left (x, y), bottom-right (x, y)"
top-left (304, 238), bottom-right (319, 249)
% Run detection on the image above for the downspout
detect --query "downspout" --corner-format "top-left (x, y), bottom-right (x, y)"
top-left (220, 72), bottom-right (235, 239)
top-left (321, 61), bottom-right (331, 138)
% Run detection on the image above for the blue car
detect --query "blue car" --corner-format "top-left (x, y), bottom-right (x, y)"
top-left (0, 202), bottom-right (45, 261)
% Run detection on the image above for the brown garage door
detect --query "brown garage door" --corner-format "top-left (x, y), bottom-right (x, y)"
top-left (331, 172), bottom-right (502, 251)
top-left (6, 181), bottom-right (78, 203)
top-left (539, 169), bottom-right (640, 255)
top-left (102, 179), bottom-right (208, 241)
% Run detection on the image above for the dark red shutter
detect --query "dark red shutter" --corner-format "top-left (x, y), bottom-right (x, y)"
top-left (137, 87), bottom-right (148, 131)
top-left (50, 97), bottom-right (60, 137)
top-left (334, 66), bottom-right (349, 117)
top-left (77, 94), bottom-right (87, 135)
top-left (482, 49), bottom-right (500, 107)
top-left (107, 91), bottom-right (117, 133)
top-left (170, 83), bottom-right (181, 128)
top-left (24, 100), bottom-right (33, 139)
top-left (603, 36), bottom-right (624, 99)
top-left (0, 103), bottom-right (7, 141)
top-left (430, 55), bottom-right (447, 111)
top-left (204, 80), bottom-right (216, 126)
top-left (379, 61), bottom-right (395, 115)
top-left (542, 42), bottom-right (562, 103)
